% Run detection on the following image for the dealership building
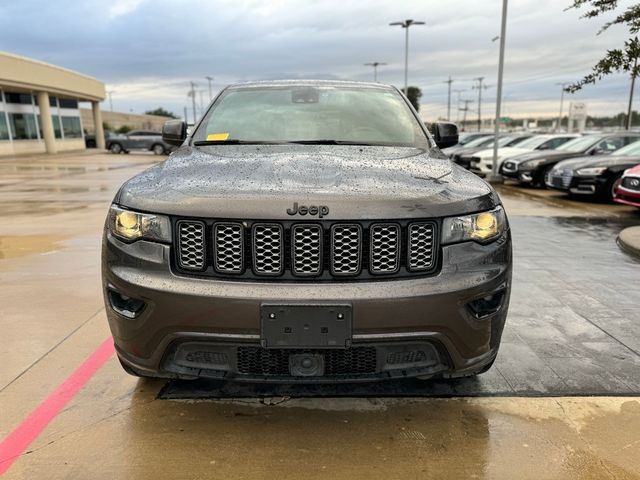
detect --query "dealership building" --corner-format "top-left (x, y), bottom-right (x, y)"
top-left (0, 51), bottom-right (106, 156)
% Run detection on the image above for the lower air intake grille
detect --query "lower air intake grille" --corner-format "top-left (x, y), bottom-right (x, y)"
top-left (177, 221), bottom-right (206, 270)
top-left (236, 347), bottom-right (377, 376)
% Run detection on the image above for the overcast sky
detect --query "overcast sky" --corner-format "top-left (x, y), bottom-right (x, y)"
top-left (1, 0), bottom-right (636, 120)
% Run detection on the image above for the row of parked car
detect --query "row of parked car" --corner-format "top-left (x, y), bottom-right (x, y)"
top-left (442, 131), bottom-right (640, 207)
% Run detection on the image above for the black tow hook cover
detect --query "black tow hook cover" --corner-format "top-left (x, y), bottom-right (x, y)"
top-left (289, 353), bottom-right (325, 376)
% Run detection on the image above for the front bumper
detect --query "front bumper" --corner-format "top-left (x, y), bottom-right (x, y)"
top-left (614, 185), bottom-right (640, 207)
top-left (102, 229), bottom-right (512, 382)
top-left (546, 171), bottom-right (606, 196)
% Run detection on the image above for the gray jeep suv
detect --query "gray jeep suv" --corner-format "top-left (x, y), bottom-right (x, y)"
top-left (102, 80), bottom-right (512, 383)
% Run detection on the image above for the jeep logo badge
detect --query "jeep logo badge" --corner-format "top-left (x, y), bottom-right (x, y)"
top-left (286, 202), bottom-right (329, 218)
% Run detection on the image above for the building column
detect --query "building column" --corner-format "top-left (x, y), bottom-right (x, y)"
top-left (36, 91), bottom-right (57, 154)
top-left (92, 101), bottom-right (105, 150)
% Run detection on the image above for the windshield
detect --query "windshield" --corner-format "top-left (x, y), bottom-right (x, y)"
top-left (192, 85), bottom-right (429, 148)
top-left (464, 135), bottom-right (497, 148)
top-left (459, 134), bottom-right (489, 146)
top-left (556, 135), bottom-right (599, 152)
top-left (612, 138), bottom-right (640, 156)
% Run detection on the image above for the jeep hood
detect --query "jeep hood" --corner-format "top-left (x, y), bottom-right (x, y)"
top-left (116, 145), bottom-right (498, 219)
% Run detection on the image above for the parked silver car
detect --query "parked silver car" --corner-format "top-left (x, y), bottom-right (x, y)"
top-left (106, 130), bottom-right (172, 155)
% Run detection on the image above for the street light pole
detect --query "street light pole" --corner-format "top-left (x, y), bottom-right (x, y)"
top-left (390, 19), bottom-right (425, 94)
top-left (444, 76), bottom-right (454, 121)
top-left (205, 76), bottom-right (214, 101)
top-left (453, 89), bottom-right (465, 123)
top-left (490, 0), bottom-right (509, 183)
top-left (188, 81), bottom-right (197, 124)
top-left (627, 55), bottom-right (638, 130)
top-left (364, 62), bottom-right (387, 82)
top-left (107, 91), bottom-right (114, 112)
top-left (473, 77), bottom-right (489, 131)
top-left (556, 82), bottom-right (568, 132)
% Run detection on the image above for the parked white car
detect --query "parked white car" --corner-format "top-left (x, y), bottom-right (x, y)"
top-left (468, 134), bottom-right (580, 177)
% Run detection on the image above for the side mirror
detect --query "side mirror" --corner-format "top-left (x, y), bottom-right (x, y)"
top-left (162, 120), bottom-right (187, 146)
top-left (430, 122), bottom-right (459, 149)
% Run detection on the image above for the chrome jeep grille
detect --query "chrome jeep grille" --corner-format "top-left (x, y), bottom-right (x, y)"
top-left (177, 221), bottom-right (206, 270)
top-left (253, 224), bottom-right (284, 275)
top-left (291, 224), bottom-right (322, 276)
top-left (369, 224), bottom-right (400, 274)
top-left (174, 219), bottom-right (438, 280)
top-left (331, 224), bottom-right (362, 275)
top-left (213, 223), bottom-right (244, 273)
top-left (408, 223), bottom-right (435, 271)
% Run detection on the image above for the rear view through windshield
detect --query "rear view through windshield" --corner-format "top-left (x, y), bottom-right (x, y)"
top-left (193, 85), bottom-right (430, 148)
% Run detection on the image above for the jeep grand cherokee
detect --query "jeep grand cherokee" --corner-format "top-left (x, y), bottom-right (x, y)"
top-left (102, 80), bottom-right (512, 382)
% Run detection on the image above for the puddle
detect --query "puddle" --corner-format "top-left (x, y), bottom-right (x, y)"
top-left (0, 234), bottom-right (69, 259)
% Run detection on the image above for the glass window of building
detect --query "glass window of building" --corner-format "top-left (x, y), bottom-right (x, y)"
top-left (5, 92), bottom-right (34, 104)
top-left (0, 113), bottom-right (10, 140)
top-left (9, 113), bottom-right (38, 139)
top-left (58, 98), bottom-right (79, 109)
top-left (60, 116), bottom-right (82, 138)
top-left (49, 96), bottom-right (58, 107)
top-left (38, 115), bottom-right (63, 139)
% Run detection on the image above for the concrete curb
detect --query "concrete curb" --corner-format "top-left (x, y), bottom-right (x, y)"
top-left (617, 226), bottom-right (640, 259)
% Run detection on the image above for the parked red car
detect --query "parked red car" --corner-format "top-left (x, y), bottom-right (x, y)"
top-left (614, 164), bottom-right (640, 207)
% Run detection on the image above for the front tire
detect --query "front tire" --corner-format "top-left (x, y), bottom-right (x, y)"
top-left (109, 142), bottom-right (123, 154)
top-left (603, 174), bottom-right (623, 202)
top-left (151, 143), bottom-right (166, 155)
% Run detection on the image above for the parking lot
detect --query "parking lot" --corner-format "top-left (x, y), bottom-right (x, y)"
top-left (1, 151), bottom-right (639, 479)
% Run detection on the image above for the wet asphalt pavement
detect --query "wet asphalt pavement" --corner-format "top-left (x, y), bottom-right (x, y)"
top-left (0, 152), bottom-right (639, 479)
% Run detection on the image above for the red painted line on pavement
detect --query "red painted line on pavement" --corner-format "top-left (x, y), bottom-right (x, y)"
top-left (0, 337), bottom-right (115, 477)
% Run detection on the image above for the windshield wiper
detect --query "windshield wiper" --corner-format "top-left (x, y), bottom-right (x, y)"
top-left (286, 140), bottom-right (374, 145)
top-left (193, 140), bottom-right (288, 146)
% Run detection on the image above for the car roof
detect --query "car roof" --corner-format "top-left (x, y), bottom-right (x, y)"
top-left (226, 79), bottom-right (394, 90)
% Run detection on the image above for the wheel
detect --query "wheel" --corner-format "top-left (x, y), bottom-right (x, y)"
top-left (536, 165), bottom-right (554, 188)
top-left (151, 143), bottom-right (166, 155)
top-left (109, 142), bottom-right (123, 154)
top-left (606, 175), bottom-right (623, 202)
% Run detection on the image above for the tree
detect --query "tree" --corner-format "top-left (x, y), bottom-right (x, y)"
top-left (116, 125), bottom-right (131, 134)
top-left (566, 1), bottom-right (640, 92)
top-left (144, 107), bottom-right (177, 118)
top-left (404, 86), bottom-right (422, 111)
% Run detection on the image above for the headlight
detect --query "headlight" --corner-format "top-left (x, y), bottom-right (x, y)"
top-left (108, 205), bottom-right (171, 243)
top-left (576, 167), bottom-right (607, 176)
top-left (520, 159), bottom-right (545, 169)
top-left (442, 206), bottom-right (507, 244)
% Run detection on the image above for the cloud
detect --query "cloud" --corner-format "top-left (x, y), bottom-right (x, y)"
top-left (108, 0), bottom-right (147, 18)
top-left (0, 0), bottom-right (636, 118)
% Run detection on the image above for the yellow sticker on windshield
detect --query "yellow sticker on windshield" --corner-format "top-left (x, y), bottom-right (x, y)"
top-left (206, 133), bottom-right (230, 141)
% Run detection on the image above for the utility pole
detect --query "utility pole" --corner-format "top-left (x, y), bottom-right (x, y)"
top-left (188, 81), bottom-right (197, 124)
top-left (490, 0), bottom-right (509, 183)
top-left (390, 19), bottom-right (425, 94)
top-left (199, 90), bottom-right (205, 115)
top-left (472, 77), bottom-right (489, 131)
top-left (453, 89), bottom-right (465, 123)
top-left (183, 106), bottom-right (188, 123)
top-left (627, 55), bottom-right (638, 130)
top-left (444, 76), bottom-right (454, 121)
top-left (556, 82), bottom-right (568, 132)
top-left (460, 99), bottom-right (473, 130)
top-left (205, 76), bottom-right (214, 101)
top-left (364, 62), bottom-right (387, 82)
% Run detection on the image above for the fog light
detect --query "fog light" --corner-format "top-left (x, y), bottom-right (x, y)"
top-left (107, 289), bottom-right (146, 318)
top-left (467, 290), bottom-right (505, 318)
